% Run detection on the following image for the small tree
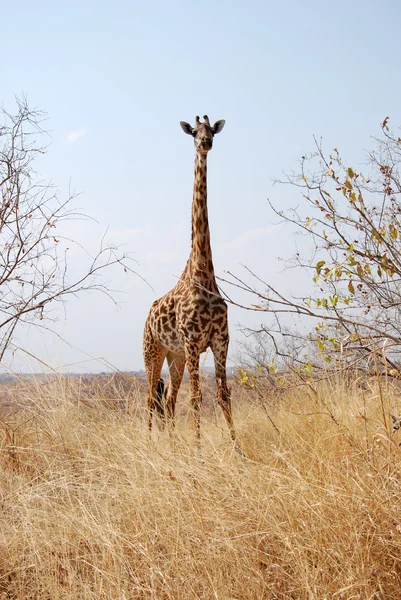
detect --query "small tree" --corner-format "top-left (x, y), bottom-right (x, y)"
top-left (0, 97), bottom-right (135, 362)
top-left (222, 118), bottom-right (401, 376)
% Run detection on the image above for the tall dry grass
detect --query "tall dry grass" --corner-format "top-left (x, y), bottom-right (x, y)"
top-left (0, 373), bottom-right (401, 599)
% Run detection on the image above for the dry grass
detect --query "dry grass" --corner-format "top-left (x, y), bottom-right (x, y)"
top-left (1, 374), bottom-right (401, 599)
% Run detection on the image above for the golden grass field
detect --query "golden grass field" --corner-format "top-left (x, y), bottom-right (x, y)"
top-left (0, 372), bottom-right (401, 599)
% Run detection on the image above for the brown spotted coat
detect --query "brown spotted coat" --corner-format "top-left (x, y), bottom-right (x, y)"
top-left (143, 115), bottom-right (235, 441)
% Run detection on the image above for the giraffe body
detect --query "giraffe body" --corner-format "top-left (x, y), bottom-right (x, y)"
top-left (143, 115), bottom-right (235, 441)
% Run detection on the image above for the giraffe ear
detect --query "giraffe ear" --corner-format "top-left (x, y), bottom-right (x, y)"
top-left (180, 121), bottom-right (195, 136)
top-left (212, 120), bottom-right (226, 134)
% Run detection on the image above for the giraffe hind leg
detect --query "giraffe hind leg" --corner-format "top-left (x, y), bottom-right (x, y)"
top-left (185, 347), bottom-right (202, 441)
top-left (155, 378), bottom-right (165, 423)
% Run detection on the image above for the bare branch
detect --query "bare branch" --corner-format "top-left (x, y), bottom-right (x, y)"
top-left (0, 96), bottom-right (143, 361)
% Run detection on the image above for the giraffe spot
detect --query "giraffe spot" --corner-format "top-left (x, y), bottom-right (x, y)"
top-left (200, 316), bottom-right (210, 329)
top-left (187, 321), bottom-right (200, 333)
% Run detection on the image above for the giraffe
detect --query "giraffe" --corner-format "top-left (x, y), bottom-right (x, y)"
top-left (143, 115), bottom-right (236, 443)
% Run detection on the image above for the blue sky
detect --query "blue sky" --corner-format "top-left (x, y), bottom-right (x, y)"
top-left (2, 0), bottom-right (401, 372)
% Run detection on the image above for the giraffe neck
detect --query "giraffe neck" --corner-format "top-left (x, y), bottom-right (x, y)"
top-left (189, 151), bottom-right (215, 284)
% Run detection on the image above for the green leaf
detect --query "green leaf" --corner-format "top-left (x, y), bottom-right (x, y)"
top-left (389, 224), bottom-right (398, 240)
top-left (334, 266), bottom-right (343, 279)
top-left (329, 337), bottom-right (339, 349)
top-left (348, 280), bottom-right (355, 295)
top-left (347, 255), bottom-right (358, 266)
top-left (316, 260), bottom-right (326, 274)
top-left (347, 167), bottom-right (354, 178)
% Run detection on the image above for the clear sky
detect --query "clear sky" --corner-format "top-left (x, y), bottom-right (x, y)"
top-left (2, 0), bottom-right (401, 373)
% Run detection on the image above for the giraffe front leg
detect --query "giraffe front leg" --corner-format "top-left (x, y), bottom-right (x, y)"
top-left (185, 346), bottom-right (202, 442)
top-left (165, 353), bottom-right (186, 427)
top-left (143, 326), bottom-right (166, 433)
top-left (211, 340), bottom-right (236, 443)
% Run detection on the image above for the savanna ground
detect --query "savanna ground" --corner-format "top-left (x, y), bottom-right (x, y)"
top-left (0, 371), bottom-right (401, 599)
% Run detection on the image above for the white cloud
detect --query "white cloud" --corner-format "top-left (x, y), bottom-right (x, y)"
top-left (107, 222), bottom-right (187, 258)
top-left (108, 225), bottom-right (152, 246)
top-left (66, 129), bottom-right (87, 143)
top-left (145, 250), bottom-right (177, 264)
top-left (223, 225), bottom-right (280, 250)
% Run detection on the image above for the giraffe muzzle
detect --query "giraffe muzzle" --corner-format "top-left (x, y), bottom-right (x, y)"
top-left (200, 138), bottom-right (213, 150)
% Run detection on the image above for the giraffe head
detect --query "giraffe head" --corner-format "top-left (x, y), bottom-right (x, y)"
top-left (180, 115), bottom-right (225, 154)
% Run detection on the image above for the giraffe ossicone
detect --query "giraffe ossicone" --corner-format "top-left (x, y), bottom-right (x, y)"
top-left (143, 115), bottom-right (236, 443)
